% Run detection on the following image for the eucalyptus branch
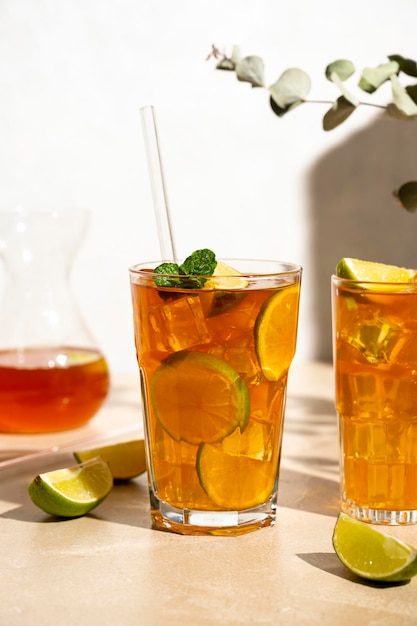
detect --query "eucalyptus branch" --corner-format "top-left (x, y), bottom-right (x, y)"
top-left (207, 45), bottom-right (417, 212)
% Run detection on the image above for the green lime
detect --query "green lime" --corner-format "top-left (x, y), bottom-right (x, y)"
top-left (28, 457), bottom-right (113, 518)
top-left (332, 512), bottom-right (417, 582)
top-left (254, 283), bottom-right (300, 381)
top-left (336, 258), bottom-right (416, 283)
top-left (73, 439), bottom-right (147, 480)
top-left (150, 351), bottom-right (249, 444)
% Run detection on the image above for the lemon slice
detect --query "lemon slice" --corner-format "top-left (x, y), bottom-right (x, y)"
top-left (332, 512), bottom-right (417, 582)
top-left (254, 283), bottom-right (300, 381)
top-left (205, 261), bottom-right (248, 289)
top-left (336, 258), bottom-right (416, 283)
top-left (150, 351), bottom-right (249, 444)
top-left (73, 440), bottom-right (146, 480)
top-left (196, 438), bottom-right (275, 510)
top-left (28, 457), bottom-right (113, 518)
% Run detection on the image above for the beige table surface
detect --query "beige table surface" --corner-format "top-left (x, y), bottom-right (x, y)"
top-left (1, 362), bottom-right (417, 626)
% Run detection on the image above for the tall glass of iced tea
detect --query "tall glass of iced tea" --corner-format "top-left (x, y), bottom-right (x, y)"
top-left (130, 257), bottom-right (301, 535)
top-left (332, 274), bottom-right (417, 524)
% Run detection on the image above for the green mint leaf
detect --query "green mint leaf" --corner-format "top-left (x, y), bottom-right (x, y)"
top-left (153, 262), bottom-right (181, 287)
top-left (153, 250), bottom-right (217, 290)
top-left (180, 249), bottom-right (217, 280)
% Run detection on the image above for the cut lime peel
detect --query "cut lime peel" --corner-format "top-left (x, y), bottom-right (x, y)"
top-left (73, 439), bottom-right (147, 480)
top-left (336, 258), bottom-right (417, 286)
top-left (205, 261), bottom-right (249, 290)
top-left (332, 512), bottom-right (417, 582)
top-left (28, 456), bottom-right (113, 518)
top-left (150, 351), bottom-right (250, 444)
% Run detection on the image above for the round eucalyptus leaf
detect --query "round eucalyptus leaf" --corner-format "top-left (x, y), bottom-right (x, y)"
top-left (325, 59), bottom-right (355, 82)
top-left (385, 103), bottom-right (417, 121)
top-left (395, 181), bottom-right (417, 212)
top-left (388, 54), bottom-right (417, 78)
top-left (269, 68), bottom-right (311, 109)
top-left (358, 61), bottom-right (399, 93)
top-left (269, 95), bottom-right (302, 117)
top-left (216, 58), bottom-right (235, 71)
top-left (323, 96), bottom-right (356, 131)
top-left (390, 74), bottom-right (417, 116)
top-left (235, 56), bottom-right (265, 87)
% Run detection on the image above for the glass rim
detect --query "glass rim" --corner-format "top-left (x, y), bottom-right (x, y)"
top-left (129, 258), bottom-right (302, 278)
top-left (332, 274), bottom-right (417, 287)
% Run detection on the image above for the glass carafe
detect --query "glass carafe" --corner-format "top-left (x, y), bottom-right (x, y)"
top-left (0, 207), bottom-right (110, 433)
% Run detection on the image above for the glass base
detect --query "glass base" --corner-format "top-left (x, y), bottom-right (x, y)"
top-left (342, 500), bottom-right (417, 525)
top-left (149, 492), bottom-right (277, 536)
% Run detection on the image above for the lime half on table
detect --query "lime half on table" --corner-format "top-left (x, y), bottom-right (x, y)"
top-left (333, 512), bottom-right (417, 582)
top-left (28, 456), bottom-right (113, 518)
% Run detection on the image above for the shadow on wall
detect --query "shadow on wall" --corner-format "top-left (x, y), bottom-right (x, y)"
top-left (308, 114), bottom-right (417, 362)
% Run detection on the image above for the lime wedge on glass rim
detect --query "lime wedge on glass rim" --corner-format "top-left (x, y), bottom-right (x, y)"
top-left (332, 512), bottom-right (417, 582)
top-left (336, 258), bottom-right (417, 284)
top-left (28, 457), bottom-right (113, 518)
top-left (74, 439), bottom-right (147, 480)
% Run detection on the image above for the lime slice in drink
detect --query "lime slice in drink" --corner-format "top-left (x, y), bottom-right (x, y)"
top-left (28, 457), bottom-right (113, 518)
top-left (254, 283), bottom-right (300, 381)
top-left (74, 440), bottom-right (146, 480)
top-left (202, 261), bottom-right (248, 316)
top-left (332, 512), bottom-right (417, 582)
top-left (197, 428), bottom-right (276, 510)
top-left (336, 258), bottom-right (416, 283)
top-left (150, 351), bottom-right (249, 444)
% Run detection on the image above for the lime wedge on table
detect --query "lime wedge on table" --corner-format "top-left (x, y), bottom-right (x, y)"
top-left (74, 440), bottom-right (146, 480)
top-left (28, 457), bottom-right (113, 518)
top-left (336, 258), bottom-right (416, 283)
top-left (150, 351), bottom-right (249, 444)
top-left (332, 512), bottom-right (417, 582)
top-left (254, 284), bottom-right (300, 381)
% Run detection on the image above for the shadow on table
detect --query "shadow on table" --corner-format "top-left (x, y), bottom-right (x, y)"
top-left (279, 467), bottom-right (340, 518)
top-left (2, 466), bottom-right (338, 529)
top-left (297, 552), bottom-right (411, 587)
top-left (0, 471), bottom-right (153, 529)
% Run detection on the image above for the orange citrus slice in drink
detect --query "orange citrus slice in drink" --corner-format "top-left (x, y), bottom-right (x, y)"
top-left (150, 351), bottom-right (249, 444)
top-left (196, 440), bottom-right (276, 510)
top-left (254, 283), bottom-right (300, 381)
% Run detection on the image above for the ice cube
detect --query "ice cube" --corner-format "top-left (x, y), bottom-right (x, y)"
top-left (342, 312), bottom-right (407, 364)
top-left (149, 295), bottom-right (211, 352)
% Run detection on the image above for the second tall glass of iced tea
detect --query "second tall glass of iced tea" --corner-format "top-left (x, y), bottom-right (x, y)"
top-left (332, 275), bottom-right (417, 525)
top-left (130, 259), bottom-right (301, 535)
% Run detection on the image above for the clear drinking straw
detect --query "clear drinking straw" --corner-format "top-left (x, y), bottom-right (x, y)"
top-left (140, 105), bottom-right (178, 263)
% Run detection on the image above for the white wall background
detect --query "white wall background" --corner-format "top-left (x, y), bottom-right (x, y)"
top-left (1, 0), bottom-right (417, 375)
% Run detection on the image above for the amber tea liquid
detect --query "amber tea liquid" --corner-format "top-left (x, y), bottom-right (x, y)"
top-left (333, 276), bottom-right (417, 524)
top-left (0, 346), bottom-right (110, 433)
top-left (130, 260), bottom-right (301, 535)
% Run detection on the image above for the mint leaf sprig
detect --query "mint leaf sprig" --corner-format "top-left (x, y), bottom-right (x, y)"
top-left (154, 248), bottom-right (217, 289)
top-left (207, 45), bottom-right (417, 212)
